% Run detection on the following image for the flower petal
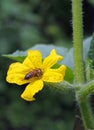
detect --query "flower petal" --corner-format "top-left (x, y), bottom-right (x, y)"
top-left (23, 50), bottom-right (42, 68)
top-left (53, 65), bottom-right (66, 74)
top-left (42, 66), bottom-right (66, 82)
top-left (6, 62), bottom-right (32, 85)
top-left (43, 49), bottom-right (63, 70)
top-left (21, 80), bottom-right (44, 101)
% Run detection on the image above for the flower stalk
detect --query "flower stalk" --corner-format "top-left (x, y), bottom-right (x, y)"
top-left (72, 0), bottom-right (94, 129)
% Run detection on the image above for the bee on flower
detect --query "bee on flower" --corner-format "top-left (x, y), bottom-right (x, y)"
top-left (6, 49), bottom-right (66, 101)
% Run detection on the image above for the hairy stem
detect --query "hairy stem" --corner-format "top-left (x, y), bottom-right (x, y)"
top-left (72, 0), bottom-right (94, 129)
top-left (72, 0), bottom-right (85, 83)
top-left (78, 80), bottom-right (94, 101)
top-left (78, 98), bottom-right (94, 130)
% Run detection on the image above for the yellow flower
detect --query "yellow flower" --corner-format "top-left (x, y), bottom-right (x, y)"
top-left (6, 49), bottom-right (66, 101)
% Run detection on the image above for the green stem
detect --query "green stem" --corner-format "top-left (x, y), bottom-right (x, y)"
top-left (72, 0), bottom-right (85, 83)
top-left (72, 0), bottom-right (94, 129)
top-left (78, 98), bottom-right (94, 130)
top-left (46, 81), bottom-right (73, 92)
top-left (78, 80), bottom-right (94, 100)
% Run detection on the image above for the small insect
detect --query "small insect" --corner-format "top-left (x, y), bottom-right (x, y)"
top-left (24, 68), bottom-right (43, 80)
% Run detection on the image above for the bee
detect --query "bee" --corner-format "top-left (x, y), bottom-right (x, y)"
top-left (24, 68), bottom-right (43, 80)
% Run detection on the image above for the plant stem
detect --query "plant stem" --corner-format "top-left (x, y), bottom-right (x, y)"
top-left (78, 80), bottom-right (94, 100)
top-left (72, 0), bottom-right (94, 129)
top-left (78, 98), bottom-right (94, 130)
top-left (72, 0), bottom-right (85, 84)
top-left (77, 81), bottom-right (94, 129)
top-left (46, 82), bottom-right (73, 92)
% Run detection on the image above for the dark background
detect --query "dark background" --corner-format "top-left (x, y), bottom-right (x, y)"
top-left (0, 0), bottom-right (94, 130)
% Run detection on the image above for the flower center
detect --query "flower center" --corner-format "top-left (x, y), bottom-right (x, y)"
top-left (24, 68), bottom-right (43, 80)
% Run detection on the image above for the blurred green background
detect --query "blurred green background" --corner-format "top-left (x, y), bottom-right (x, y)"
top-left (0, 0), bottom-right (94, 130)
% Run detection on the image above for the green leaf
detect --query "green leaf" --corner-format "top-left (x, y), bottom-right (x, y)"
top-left (31, 44), bottom-right (69, 58)
top-left (3, 44), bottom-right (69, 63)
top-left (3, 50), bottom-right (27, 62)
top-left (65, 67), bottom-right (74, 83)
top-left (88, 35), bottom-right (94, 69)
top-left (85, 35), bottom-right (94, 80)
top-left (3, 36), bottom-right (92, 69)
